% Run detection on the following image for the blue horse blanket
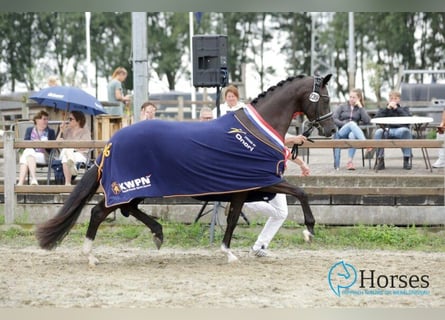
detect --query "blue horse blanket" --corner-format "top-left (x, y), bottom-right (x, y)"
top-left (96, 105), bottom-right (287, 208)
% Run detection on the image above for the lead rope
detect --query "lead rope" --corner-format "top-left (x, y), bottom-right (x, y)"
top-left (291, 126), bottom-right (315, 160)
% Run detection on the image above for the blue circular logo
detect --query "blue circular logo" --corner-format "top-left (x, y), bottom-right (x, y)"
top-left (328, 261), bottom-right (357, 296)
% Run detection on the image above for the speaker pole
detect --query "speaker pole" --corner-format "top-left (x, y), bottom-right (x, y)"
top-left (216, 85), bottom-right (221, 117)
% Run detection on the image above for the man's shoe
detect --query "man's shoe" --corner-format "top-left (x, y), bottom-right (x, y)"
top-left (375, 157), bottom-right (385, 170)
top-left (432, 160), bottom-right (445, 168)
top-left (403, 156), bottom-right (412, 170)
top-left (250, 245), bottom-right (268, 257)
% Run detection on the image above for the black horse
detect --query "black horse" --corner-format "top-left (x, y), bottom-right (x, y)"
top-left (36, 74), bottom-right (336, 265)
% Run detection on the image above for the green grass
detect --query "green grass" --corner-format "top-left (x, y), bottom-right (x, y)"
top-left (0, 220), bottom-right (444, 252)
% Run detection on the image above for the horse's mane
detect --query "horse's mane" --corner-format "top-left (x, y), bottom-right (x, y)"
top-left (250, 74), bottom-right (306, 106)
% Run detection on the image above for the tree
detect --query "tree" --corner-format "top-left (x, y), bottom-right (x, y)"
top-left (37, 12), bottom-right (87, 86)
top-left (0, 13), bottom-right (37, 91)
top-left (146, 12), bottom-right (189, 91)
top-left (89, 12), bottom-right (132, 92)
top-left (276, 12), bottom-right (312, 76)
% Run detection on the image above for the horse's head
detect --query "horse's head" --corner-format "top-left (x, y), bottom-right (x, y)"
top-left (249, 74), bottom-right (336, 139)
top-left (301, 74), bottom-right (336, 137)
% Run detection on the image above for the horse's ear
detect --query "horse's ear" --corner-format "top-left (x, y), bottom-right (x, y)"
top-left (322, 74), bottom-right (332, 86)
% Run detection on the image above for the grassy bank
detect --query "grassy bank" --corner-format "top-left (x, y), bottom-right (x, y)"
top-left (1, 220), bottom-right (444, 252)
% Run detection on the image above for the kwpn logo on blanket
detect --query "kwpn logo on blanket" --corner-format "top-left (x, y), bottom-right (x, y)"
top-left (111, 174), bottom-right (152, 195)
top-left (228, 127), bottom-right (256, 152)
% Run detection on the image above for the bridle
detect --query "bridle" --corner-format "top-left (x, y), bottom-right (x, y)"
top-left (291, 75), bottom-right (332, 159)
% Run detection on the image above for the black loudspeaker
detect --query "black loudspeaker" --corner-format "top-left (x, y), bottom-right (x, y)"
top-left (193, 35), bottom-right (228, 87)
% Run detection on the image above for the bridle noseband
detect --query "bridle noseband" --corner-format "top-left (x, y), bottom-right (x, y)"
top-left (291, 75), bottom-right (332, 159)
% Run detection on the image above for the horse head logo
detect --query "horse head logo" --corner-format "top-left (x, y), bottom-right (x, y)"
top-left (111, 182), bottom-right (121, 195)
top-left (327, 260), bottom-right (357, 297)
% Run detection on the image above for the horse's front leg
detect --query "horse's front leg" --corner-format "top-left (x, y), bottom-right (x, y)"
top-left (221, 193), bottom-right (247, 263)
top-left (82, 199), bottom-right (116, 267)
top-left (262, 182), bottom-right (315, 243)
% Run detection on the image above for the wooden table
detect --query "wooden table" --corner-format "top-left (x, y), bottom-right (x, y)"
top-left (93, 115), bottom-right (124, 141)
top-left (371, 116), bottom-right (434, 171)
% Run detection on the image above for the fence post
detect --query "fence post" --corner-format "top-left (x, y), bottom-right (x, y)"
top-left (177, 96), bottom-right (184, 121)
top-left (4, 131), bottom-right (17, 224)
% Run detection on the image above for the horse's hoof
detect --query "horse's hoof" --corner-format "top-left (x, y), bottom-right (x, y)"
top-left (227, 254), bottom-right (239, 263)
top-left (302, 229), bottom-right (314, 243)
top-left (88, 255), bottom-right (99, 267)
top-left (153, 234), bottom-right (163, 250)
top-left (220, 244), bottom-right (239, 263)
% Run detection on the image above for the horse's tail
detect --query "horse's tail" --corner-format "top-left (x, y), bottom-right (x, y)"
top-left (35, 165), bottom-right (100, 250)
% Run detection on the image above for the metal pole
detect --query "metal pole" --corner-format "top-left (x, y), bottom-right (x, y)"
top-left (348, 12), bottom-right (355, 90)
top-left (85, 12), bottom-right (92, 92)
top-left (131, 12), bottom-right (149, 122)
top-left (189, 12), bottom-right (197, 119)
top-left (4, 131), bottom-right (17, 224)
top-left (310, 12), bottom-right (315, 76)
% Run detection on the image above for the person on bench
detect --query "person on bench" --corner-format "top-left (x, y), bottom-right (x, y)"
top-left (373, 90), bottom-right (413, 170)
top-left (57, 111), bottom-right (92, 185)
top-left (332, 88), bottom-right (371, 171)
top-left (17, 110), bottom-right (56, 186)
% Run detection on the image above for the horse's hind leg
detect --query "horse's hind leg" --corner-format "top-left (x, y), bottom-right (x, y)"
top-left (122, 200), bottom-right (164, 249)
top-left (82, 199), bottom-right (116, 267)
top-left (280, 186), bottom-right (315, 242)
top-left (261, 183), bottom-right (315, 243)
top-left (297, 190), bottom-right (315, 242)
top-left (221, 193), bottom-right (247, 263)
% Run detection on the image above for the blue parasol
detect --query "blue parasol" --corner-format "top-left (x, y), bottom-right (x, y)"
top-left (29, 86), bottom-right (107, 116)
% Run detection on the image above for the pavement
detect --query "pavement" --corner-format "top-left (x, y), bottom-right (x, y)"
top-left (284, 145), bottom-right (444, 178)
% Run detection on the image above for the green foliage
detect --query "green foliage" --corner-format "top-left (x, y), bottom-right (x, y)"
top-left (0, 226), bottom-right (34, 240)
top-left (427, 129), bottom-right (437, 139)
top-left (0, 221), bottom-right (443, 252)
top-left (308, 224), bottom-right (445, 251)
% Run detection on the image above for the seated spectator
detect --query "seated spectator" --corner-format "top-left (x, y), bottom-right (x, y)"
top-left (432, 109), bottom-right (445, 168)
top-left (213, 84), bottom-right (246, 118)
top-left (332, 88), bottom-right (371, 170)
top-left (140, 101), bottom-right (157, 120)
top-left (199, 106), bottom-right (214, 121)
top-left (17, 110), bottom-right (56, 185)
top-left (373, 90), bottom-right (413, 170)
top-left (57, 111), bottom-right (92, 185)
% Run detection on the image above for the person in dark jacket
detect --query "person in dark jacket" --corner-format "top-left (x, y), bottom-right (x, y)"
top-left (17, 110), bottom-right (56, 185)
top-left (373, 90), bottom-right (413, 170)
